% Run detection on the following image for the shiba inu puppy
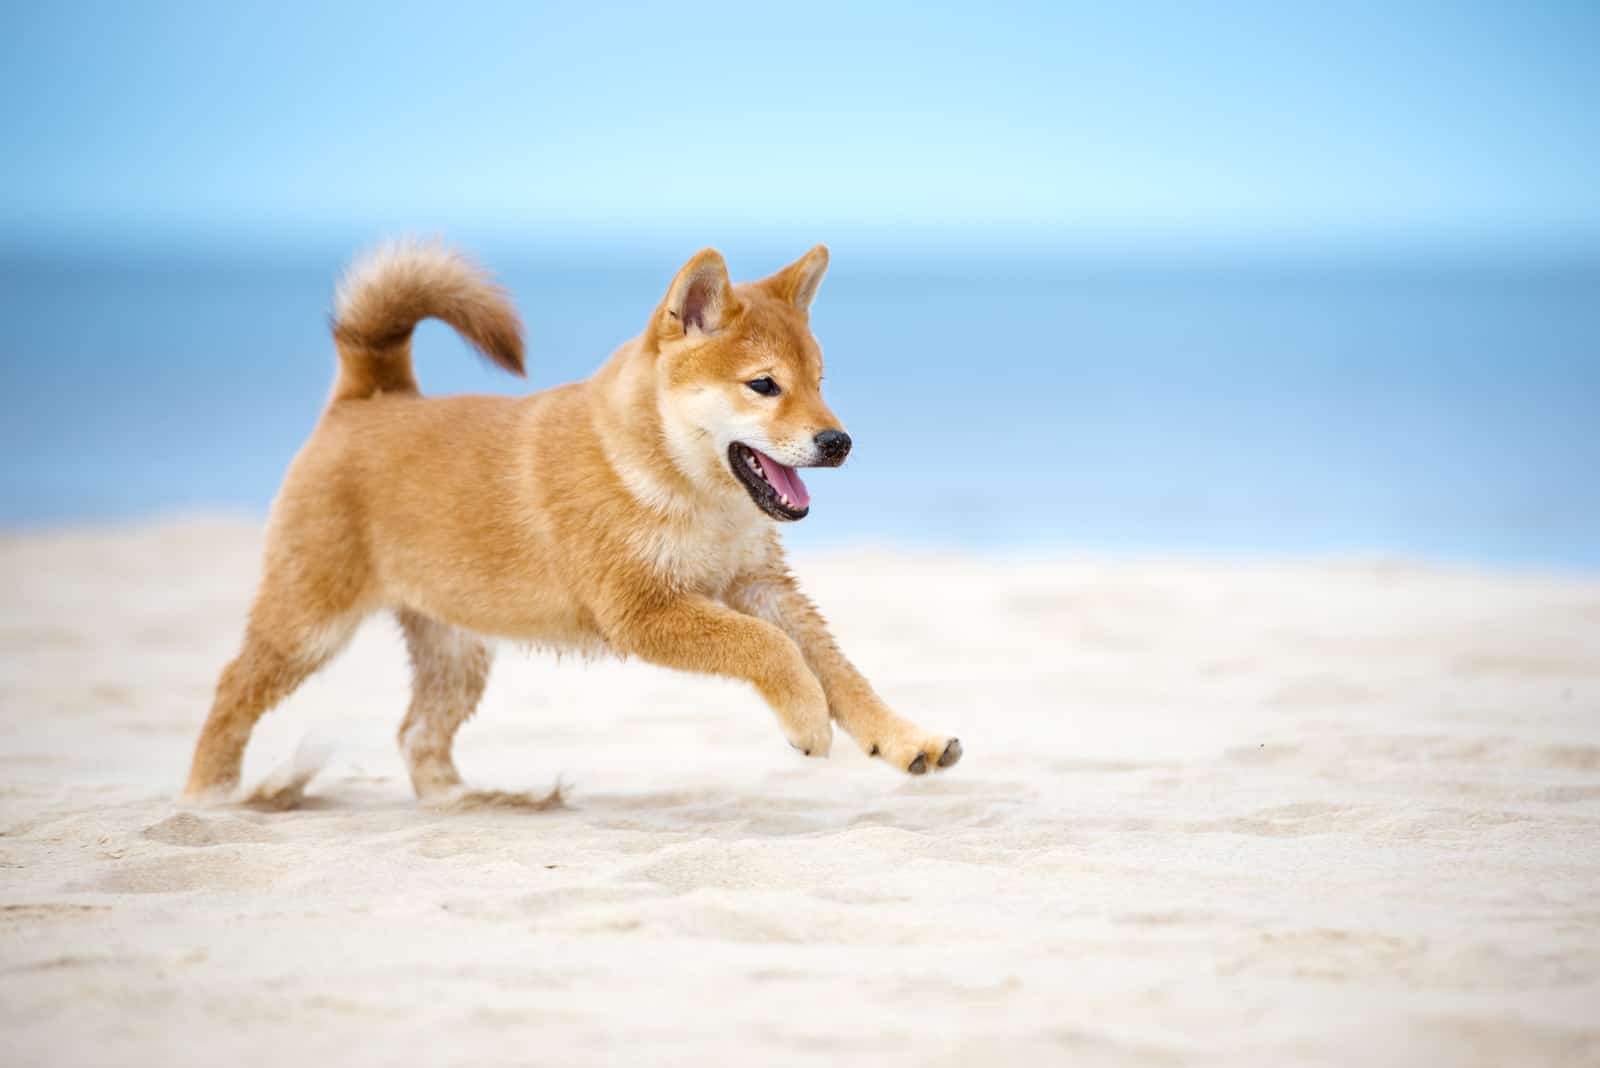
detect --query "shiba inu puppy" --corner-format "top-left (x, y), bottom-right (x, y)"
top-left (184, 241), bottom-right (962, 801)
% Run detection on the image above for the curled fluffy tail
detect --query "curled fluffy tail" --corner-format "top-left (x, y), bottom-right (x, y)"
top-left (329, 240), bottom-right (524, 402)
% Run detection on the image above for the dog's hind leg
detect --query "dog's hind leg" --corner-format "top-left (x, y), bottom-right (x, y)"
top-left (396, 609), bottom-right (493, 799)
top-left (184, 527), bottom-right (369, 801)
top-left (184, 606), bottom-right (360, 800)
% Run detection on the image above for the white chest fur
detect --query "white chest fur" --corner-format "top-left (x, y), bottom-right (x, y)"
top-left (626, 505), bottom-right (774, 595)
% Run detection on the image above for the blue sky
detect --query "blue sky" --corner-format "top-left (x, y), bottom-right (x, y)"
top-left (2, 1), bottom-right (1598, 254)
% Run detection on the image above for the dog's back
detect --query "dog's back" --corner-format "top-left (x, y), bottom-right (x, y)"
top-left (275, 245), bottom-right (594, 637)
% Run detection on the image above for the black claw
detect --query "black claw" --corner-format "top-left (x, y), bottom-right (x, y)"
top-left (907, 753), bottom-right (928, 775)
top-left (869, 744), bottom-right (880, 757)
top-left (937, 738), bottom-right (963, 768)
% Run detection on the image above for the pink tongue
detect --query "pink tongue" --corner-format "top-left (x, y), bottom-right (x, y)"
top-left (753, 449), bottom-right (811, 510)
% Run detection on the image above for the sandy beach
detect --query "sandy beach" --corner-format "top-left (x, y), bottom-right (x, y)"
top-left (2, 518), bottom-right (1597, 1066)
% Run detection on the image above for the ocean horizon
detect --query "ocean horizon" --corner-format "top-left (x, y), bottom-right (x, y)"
top-left (4, 243), bottom-right (1597, 570)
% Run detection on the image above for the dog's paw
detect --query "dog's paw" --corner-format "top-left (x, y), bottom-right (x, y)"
top-left (786, 717), bottom-right (834, 758)
top-left (869, 733), bottom-right (963, 775)
top-left (179, 781), bottom-right (239, 806)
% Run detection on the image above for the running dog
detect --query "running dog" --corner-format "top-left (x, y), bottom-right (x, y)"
top-left (184, 242), bottom-right (962, 800)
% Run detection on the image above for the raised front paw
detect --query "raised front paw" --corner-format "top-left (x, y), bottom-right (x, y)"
top-left (785, 711), bottom-right (834, 758)
top-left (868, 731), bottom-right (963, 775)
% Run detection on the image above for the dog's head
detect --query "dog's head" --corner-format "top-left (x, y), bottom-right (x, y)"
top-left (649, 246), bottom-right (848, 522)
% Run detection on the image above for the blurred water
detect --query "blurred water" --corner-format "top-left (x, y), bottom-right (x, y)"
top-left (2, 249), bottom-right (1597, 568)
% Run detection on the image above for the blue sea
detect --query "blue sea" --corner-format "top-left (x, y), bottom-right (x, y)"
top-left (3, 246), bottom-right (1597, 569)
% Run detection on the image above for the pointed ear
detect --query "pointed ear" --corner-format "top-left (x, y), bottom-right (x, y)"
top-left (760, 244), bottom-right (829, 313)
top-left (660, 248), bottom-right (736, 338)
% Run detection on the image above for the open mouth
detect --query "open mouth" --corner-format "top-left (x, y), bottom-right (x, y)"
top-left (729, 442), bottom-right (811, 521)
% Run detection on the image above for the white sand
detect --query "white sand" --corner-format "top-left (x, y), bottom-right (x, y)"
top-left (2, 519), bottom-right (1598, 1066)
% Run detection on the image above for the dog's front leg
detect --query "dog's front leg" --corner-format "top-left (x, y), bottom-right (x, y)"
top-left (725, 573), bottom-right (962, 775)
top-left (603, 593), bottom-right (833, 757)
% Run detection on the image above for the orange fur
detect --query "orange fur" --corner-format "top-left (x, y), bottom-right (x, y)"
top-left (184, 241), bottom-right (961, 801)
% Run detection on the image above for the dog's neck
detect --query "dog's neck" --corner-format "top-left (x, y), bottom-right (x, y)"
top-left (586, 335), bottom-right (774, 588)
top-left (590, 336), bottom-right (728, 521)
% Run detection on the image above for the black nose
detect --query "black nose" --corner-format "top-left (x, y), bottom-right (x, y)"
top-left (814, 429), bottom-right (852, 465)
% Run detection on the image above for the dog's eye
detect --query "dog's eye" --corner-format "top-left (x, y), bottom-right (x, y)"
top-left (746, 377), bottom-right (780, 396)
